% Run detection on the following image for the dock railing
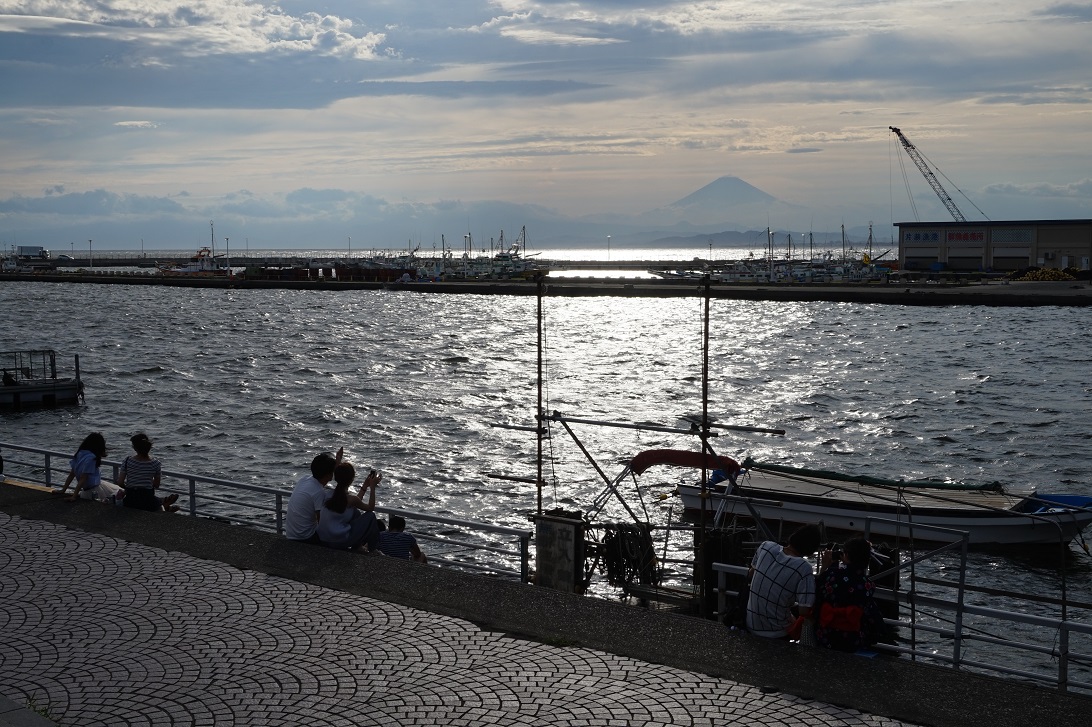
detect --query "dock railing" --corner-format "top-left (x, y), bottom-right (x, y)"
top-left (0, 441), bottom-right (532, 583)
top-left (712, 515), bottom-right (1092, 695)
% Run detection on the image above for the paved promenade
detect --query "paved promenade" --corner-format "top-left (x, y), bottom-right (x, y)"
top-left (1, 511), bottom-right (906, 727)
top-left (2, 482), bottom-right (1089, 727)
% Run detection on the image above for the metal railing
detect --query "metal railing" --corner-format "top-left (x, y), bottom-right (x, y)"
top-left (712, 515), bottom-right (1092, 694)
top-left (0, 441), bottom-right (532, 582)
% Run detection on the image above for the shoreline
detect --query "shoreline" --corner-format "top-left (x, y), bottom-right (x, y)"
top-left (3, 271), bottom-right (1091, 306)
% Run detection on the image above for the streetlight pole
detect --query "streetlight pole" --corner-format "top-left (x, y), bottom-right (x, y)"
top-left (607, 235), bottom-right (611, 261)
top-left (88, 240), bottom-right (93, 270)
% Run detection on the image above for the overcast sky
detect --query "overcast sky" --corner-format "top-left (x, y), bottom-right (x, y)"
top-left (2, 1), bottom-right (1091, 250)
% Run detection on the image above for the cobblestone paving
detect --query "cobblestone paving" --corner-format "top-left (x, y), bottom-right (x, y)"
top-left (0, 513), bottom-right (914, 726)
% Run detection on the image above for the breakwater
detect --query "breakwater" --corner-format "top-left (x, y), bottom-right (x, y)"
top-left (28, 253), bottom-right (663, 270)
top-left (3, 269), bottom-right (1091, 305)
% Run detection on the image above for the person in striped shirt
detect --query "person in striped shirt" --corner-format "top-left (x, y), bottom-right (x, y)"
top-left (117, 433), bottom-right (179, 512)
top-left (376, 515), bottom-right (427, 563)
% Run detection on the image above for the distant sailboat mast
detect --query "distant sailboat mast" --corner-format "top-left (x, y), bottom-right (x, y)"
top-left (767, 227), bottom-right (774, 280)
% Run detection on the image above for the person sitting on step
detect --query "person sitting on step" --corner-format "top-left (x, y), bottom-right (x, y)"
top-left (316, 462), bottom-right (382, 552)
top-left (376, 515), bottom-right (427, 564)
top-left (117, 433), bottom-right (180, 513)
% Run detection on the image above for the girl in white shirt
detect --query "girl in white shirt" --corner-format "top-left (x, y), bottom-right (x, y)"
top-left (317, 462), bottom-right (381, 551)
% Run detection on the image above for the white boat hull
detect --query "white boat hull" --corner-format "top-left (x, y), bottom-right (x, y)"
top-left (677, 471), bottom-right (1092, 547)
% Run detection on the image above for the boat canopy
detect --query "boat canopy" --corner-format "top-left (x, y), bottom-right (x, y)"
top-left (629, 449), bottom-right (741, 477)
top-left (743, 458), bottom-right (1004, 492)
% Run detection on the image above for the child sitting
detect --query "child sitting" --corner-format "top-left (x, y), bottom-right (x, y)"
top-left (376, 515), bottom-right (427, 563)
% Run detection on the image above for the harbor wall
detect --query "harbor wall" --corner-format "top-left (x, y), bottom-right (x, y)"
top-left (3, 270), bottom-right (1091, 305)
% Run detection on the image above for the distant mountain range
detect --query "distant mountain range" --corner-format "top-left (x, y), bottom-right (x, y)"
top-left (530, 176), bottom-right (879, 249)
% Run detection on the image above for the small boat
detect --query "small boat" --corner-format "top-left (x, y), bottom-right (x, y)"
top-left (158, 247), bottom-right (229, 275)
top-left (628, 449), bottom-right (1092, 547)
top-left (0, 350), bottom-right (84, 409)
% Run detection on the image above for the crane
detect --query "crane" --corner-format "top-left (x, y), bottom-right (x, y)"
top-left (889, 126), bottom-right (967, 223)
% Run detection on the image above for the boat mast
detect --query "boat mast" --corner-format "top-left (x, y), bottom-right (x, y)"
top-left (517, 226), bottom-right (527, 257)
top-left (698, 274), bottom-right (713, 616)
top-left (536, 274), bottom-right (545, 516)
top-left (767, 228), bottom-right (773, 280)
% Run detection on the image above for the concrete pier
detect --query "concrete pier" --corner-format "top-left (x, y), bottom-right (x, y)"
top-left (2, 481), bottom-right (1089, 726)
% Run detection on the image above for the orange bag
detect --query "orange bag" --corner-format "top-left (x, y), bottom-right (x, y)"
top-left (819, 604), bottom-right (863, 632)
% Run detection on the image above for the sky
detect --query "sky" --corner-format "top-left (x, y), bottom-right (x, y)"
top-left (2, 1), bottom-right (1092, 251)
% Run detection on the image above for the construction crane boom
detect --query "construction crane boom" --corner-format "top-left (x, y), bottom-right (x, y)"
top-left (889, 126), bottom-right (967, 223)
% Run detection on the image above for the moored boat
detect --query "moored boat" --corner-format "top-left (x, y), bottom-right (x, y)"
top-left (158, 247), bottom-right (229, 275)
top-left (627, 450), bottom-right (1092, 547)
top-left (0, 350), bottom-right (84, 409)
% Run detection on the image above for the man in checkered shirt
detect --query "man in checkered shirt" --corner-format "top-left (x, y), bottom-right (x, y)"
top-left (746, 525), bottom-right (822, 639)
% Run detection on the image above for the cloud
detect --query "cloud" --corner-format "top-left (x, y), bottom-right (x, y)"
top-left (1035, 4), bottom-right (1092, 22)
top-left (0, 188), bottom-right (185, 215)
top-left (983, 179), bottom-right (1092, 198)
top-left (0, 2), bottom-right (388, 58)
top-left (2, 1), bottom-right (1092, 241)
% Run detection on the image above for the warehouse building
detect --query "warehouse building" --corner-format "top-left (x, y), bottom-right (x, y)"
top-left (897, 220), bottom-right (1092, 272)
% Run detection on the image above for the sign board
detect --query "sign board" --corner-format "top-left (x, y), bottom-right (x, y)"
top-left (534, 515), bottom-right (584, 594)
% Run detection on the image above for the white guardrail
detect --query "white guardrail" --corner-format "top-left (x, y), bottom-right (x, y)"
top-left (0, 441), bottom-right (532, 582)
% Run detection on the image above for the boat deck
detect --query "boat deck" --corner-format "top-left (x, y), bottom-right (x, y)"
top-left (737, 469), bottom-right (1030, 514)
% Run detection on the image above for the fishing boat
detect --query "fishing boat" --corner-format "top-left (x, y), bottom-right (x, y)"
top-left (446, 227), bottom-right (546, 280)
top-left (0, 350), bottom-right (84, 409)
top-left (158, 247), bottom-right (229, 275)
top-left (643, 451), bottom-right (1092, 547)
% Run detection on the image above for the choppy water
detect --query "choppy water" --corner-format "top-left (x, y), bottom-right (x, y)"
top-left (3, 275), bottom-right (1092, 684)
top-left (3, 278), bottom-right (1090, 531)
